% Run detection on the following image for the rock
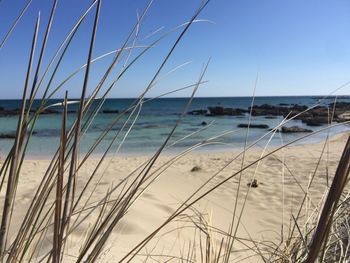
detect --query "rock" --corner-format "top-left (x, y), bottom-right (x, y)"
top-left (0, 107), bottom-right (60, 116)
top-left (39, 109), bottom-right (60, 115)
top-left (247, 179), bottom-right (258, 188)
top-left (264, 115), bottom-right (278, 119)
top-left (0, 133), bottom-right (16, 139)
top-left (188, 109), bottom-right (207, 115)
top-left (237, 123), bottom-right (269, 129)
top-left (281, 126), bottom-right (312, 133)
top-left (249, 104), bottom-right (311, 117)
top-left (208, 106), bottom-right (247, 116)
top-left (0, 108), bottom-right (20, 116)
top-left (336, 111), bottom-right (350, 122)
top-left (102, 109), bottom-right (119, 114)
top-left (329, 101), bottom-right (350, 110)
top-left (201, 121), bottom-right (207, 126)
top-left (302, 117), bottom-right (329, 126)
top-left (191, 166), bottom-right (201, 172)
top-left (249, 104), bottom-right (287, 116)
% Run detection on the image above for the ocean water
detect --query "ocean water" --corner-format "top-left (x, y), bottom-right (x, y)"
top-left (0, 96), bottom-right (349, 158)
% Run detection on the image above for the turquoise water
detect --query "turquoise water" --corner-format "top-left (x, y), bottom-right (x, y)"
top-left (0, 96), bottom-right (349, 158)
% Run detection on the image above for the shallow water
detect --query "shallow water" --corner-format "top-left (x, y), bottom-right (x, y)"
top-left (0, 96), bottom-right (349, 158)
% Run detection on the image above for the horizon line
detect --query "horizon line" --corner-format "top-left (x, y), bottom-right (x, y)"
top-left (1, 94), bottom-right (350, 100)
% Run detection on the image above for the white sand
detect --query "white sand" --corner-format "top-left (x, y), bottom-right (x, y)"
top-left (3, 132), bottom-right (350, 262)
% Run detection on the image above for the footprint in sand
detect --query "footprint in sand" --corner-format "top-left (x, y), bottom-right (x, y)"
top-left (155, 203), bottom-right (174, 214)
top-left (117, 220), bottom-right (145, 235)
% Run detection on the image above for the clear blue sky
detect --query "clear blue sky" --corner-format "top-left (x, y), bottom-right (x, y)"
top-left (1, 0), bottom-right (350, 99)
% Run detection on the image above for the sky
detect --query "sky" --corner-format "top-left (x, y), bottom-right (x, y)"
top-left (0, 0), bottom-right (350, 99)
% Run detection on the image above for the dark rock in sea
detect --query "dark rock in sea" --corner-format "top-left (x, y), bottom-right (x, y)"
top-left (39, 109), bottom-right (60, 115)
top-left (0, 133), bottom-right (16, 139)
top-left (247, 179), bottom-right (258, 188)
top-left (0, 108), bottom-right (20, 116)
top-left (281, 126), bottom-right (312, 133)
top-left (208, 106), bottom-right (247, 116)
top-left (201, 121), bottom-right (207, 126)
top-left (102, 109), bottom-right (119, 114)
top-left (237, 123), bottom-right (269, 129)
top-left (188, 109), bottom-right (207, 115)
top-left (302, 116), bottom-right (329, 126)
top-left (32, 129), bottom-right (61, 137)
top-left (329, 101), bottom-right (350, 109)
top-left (249, 104), bottom-right (308, 117)
top-left (264, 115), bottom-right (278, 119)
top-left (336, 111), bottom-right (350, 122)
top-left (0, 107), bottom-right (60, 116)
top-left (185, 128), bottom-right (198, 132)
top-left (191, 166), bottom-right (201, 172)
top-left (142, 124), bottom-right (163, 129)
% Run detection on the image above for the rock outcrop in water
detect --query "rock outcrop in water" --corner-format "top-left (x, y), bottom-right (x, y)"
top-left (207, 106), bottom-right (247, 116)
top-left (0, 108), bottom-right (60, 116)
top-left (237, 123), bottom-right (269, 129)
top-left (249, 104), bottom-right (308, 117)
top-left (188, 109), bottom-right (207, 115)
top-left (0, 107), bottom-right (122, 116)
top-left (0, 133), bottom-right (16, 139)
top-left (281, 126), bottom-right (312, 133)
top-left (187, 102), bottom-right (350, 126)
top-left (101, 109), bottom-right (119, 114)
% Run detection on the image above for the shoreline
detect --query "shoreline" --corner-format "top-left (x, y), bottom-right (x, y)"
top-left (12, 128), bottom-right (349, 161)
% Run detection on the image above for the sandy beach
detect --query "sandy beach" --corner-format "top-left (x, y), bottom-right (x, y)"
top-left (3, 131), bottom-right (348, 262)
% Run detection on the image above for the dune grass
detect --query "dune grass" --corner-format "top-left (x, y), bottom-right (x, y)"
top-left (0, 0), bottom-right (349, 262)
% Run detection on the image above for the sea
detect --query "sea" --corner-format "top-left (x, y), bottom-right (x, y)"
top-left (0, 96), bottom-right (349, 158)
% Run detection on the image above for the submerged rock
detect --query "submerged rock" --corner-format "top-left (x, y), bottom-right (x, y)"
top-left (281, 126), bottom-right (312, 133)
top-left (0, 133), bottom-right (16, 139)
top-left (188, 109), bottom-right (207, 115)
top-left (201, 121), bottom-right (207, 126)
top-left (265, 115), bottom-right (278, 119)
top-left (39, 109), bottom-right (60, 115)
top-left (102, 109), bottom-right (119, 114)
top-left (237, 123), bottom-right (269, 129)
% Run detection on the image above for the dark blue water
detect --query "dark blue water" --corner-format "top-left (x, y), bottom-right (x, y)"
top-left (1, 96), bottom-right (349, 113)
top-left (0, 96), bottom-right (349, 157)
